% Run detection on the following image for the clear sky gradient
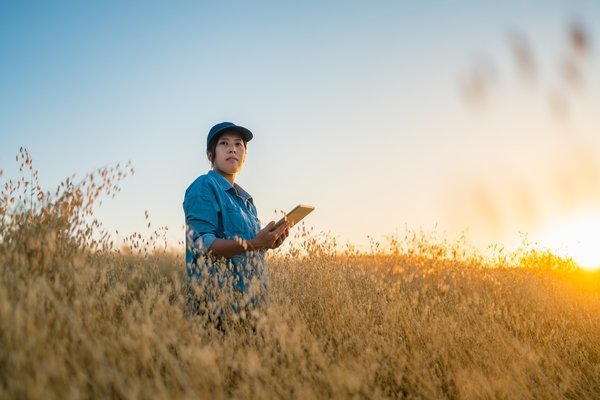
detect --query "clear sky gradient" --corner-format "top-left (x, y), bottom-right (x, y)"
top-left (1, 1), bottom-right (599, 264)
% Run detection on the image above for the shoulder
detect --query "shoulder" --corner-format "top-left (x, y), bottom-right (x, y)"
top-left (183, 173), bottom-right (222, 215)
top-left (184, 172), bottom-right (219, 201)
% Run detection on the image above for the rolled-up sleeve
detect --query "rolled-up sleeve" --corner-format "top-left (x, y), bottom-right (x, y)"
top-left (184, 193), bottom-right (220, 260)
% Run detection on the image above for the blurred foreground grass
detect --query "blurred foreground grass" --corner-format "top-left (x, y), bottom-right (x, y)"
top-left (1, 151), bottom-right (599, 399)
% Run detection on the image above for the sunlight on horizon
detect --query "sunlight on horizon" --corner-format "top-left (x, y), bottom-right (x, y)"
top-left (533, 211), bottom-right (600, 271)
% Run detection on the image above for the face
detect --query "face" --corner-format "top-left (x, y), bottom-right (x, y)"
top-left (208, 131), bottom-right (246, 175)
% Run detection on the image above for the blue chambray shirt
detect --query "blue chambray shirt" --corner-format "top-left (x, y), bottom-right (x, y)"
top-left (183, 169), bottom-right (266, 300)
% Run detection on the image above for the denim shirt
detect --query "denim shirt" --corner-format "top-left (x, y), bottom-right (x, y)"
top-left (183, 169), bottom-right (266, 298)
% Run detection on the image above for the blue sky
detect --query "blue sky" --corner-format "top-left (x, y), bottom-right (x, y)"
top-left (1, 1), bottom-right (599, 259)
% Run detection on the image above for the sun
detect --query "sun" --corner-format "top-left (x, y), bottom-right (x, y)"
top-left (534, 212), bottom-right (600, 271)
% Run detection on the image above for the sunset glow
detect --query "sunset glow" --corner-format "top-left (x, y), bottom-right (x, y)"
top-left (534, 212), bottom-right (600, 271)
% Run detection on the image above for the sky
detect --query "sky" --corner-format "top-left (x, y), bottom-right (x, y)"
top-left (1, 1), bottom-right (599, 266)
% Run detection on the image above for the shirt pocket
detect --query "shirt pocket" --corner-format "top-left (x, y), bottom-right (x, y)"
top-left (224, 203), bottom-right (250, 237)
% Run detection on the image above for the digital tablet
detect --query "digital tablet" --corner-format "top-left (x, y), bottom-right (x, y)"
top-left (274, 204), bottom-right (315, 229)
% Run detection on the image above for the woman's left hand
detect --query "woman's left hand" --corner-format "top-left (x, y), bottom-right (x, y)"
top-left (273, 225), bottom-right (290, 248)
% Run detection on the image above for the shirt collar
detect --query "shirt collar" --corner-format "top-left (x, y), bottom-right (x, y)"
top-left (208, 169), bottom-right (253, 202)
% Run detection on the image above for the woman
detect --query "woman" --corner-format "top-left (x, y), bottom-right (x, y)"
top-left (183, 122), bottom-right (289, 326)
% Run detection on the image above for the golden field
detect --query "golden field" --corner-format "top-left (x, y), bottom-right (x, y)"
top-left (1, 153), bottom-right (599, 399)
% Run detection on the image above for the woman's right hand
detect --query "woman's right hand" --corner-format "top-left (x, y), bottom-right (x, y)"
top-left (249, 221), bottom-right (289, 250)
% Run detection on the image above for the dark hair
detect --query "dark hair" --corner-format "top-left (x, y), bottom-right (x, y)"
top-left (206, 132), bottom-right (247, 165)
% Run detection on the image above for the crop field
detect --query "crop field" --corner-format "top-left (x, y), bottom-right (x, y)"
top-left (1, 156), bottom-right (599, 399)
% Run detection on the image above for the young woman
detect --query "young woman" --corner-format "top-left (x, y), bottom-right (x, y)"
top-left (183, 122), bottom-right (289, 325)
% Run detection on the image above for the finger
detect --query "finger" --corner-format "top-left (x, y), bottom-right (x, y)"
top-left (276, 233), bottom-right (286, 245)
top-left (271, 221), bottom-right (285, 232)
top-left (277, 230), bottom-right (289, 241)
top-left (275, 223), bottom-right (288, 235)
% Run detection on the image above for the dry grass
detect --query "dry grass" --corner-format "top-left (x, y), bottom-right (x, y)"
top-left (1, 150), bottom-right (599, 399)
